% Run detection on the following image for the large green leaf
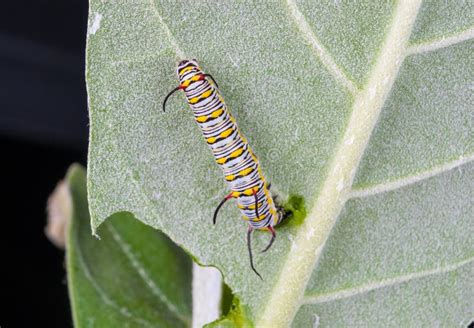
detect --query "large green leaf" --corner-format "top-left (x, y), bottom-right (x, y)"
top-left (86, 1), bottom-right (473, 326)
top-left (66, 165), bottom-right (192, 327)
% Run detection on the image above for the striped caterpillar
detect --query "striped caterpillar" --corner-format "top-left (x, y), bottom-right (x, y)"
top-left (163, 59), bottom-right (285, 278)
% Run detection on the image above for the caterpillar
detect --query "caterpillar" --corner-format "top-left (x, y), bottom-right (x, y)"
top-left (163, 59), bottom-right (284, 278)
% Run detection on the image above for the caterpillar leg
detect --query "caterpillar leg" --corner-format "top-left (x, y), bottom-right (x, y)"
top-left (261, 226), bottom-right (276, 253)
top-left (212, 192), bottom-right (233, 225)
top-left (247, 226), bottom-right (262, 279)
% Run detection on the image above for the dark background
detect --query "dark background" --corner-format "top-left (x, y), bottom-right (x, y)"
top-left (1, 1), bottom-right (88, 327)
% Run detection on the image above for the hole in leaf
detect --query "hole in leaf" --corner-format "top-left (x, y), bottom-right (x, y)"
top-left (278, 194), bottom-right (307, 228)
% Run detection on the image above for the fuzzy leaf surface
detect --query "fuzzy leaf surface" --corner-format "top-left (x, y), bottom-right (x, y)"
top-left (87, 1), bottom-right (474, 326)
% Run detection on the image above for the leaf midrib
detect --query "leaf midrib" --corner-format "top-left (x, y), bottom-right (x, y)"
top-left (256, 1), bottom-right (423, 326)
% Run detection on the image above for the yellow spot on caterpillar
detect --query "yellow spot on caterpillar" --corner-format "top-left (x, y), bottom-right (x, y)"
top-left (220, 128), bottom-right (233, 138)
top-left (211, 108), bottom-right (223, 118)
top-left (179, 66), bottom-right (193, 75)
top-left (229, 148), bottom-right (244, 159)
top-left (207, 136), bottom-right (217, 144)
top-left (196, 108), bottom-right (223, 124)
top-left (238, 203), bottom-right (261, 210)
top-left (253, 214), bottom-right (266, 222)
top-left (241, 214), bottom-right (267, 222)
top-left (243, 189), bottom-right (253, 196)
top-left (201, 89), bottom-right (213, 98)
top-left (224, 167), bottom-right (252, 181)
top-left (189, 90), bottom-right (213, 104)
top-left (239, 167), bottom-right (253, 177)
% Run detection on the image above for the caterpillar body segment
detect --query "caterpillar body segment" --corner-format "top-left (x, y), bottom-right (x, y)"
top-left (163, 59), bottom-right (284, 277)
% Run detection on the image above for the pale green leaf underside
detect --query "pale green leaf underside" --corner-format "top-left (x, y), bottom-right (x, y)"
top-left (295, 261), bottom-right (473, 327)
top-left (67, 165), bottom-right (192, 327)
top-left (87, 0), bottom-right (473, 326)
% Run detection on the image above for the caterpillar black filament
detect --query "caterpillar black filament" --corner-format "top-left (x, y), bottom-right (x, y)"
top-left (163, 59), bottom-right (284, 278)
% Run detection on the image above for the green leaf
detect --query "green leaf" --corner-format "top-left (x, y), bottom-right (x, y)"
top-left (66, 165), bottom-right (192, 327)
top-left (86, 1), bottom-right (473, 326)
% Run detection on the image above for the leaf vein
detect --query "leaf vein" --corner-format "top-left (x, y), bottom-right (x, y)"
top-left (106, 224), bottom-right (190, 325)
top-left (302, 257), bottom-right (474, 304)
top-left (407, 26), bottom-right (474, 56)
top-left (286, 0), bottom-right (358, 95)
top-left (149, 0), bottom-right (185, 59)
top-left (73, 232), bottom-right (156, 327)
top-left (350, 153), bottom-right (474, 198)
top-left (109, 49), bottom-right (169, 66)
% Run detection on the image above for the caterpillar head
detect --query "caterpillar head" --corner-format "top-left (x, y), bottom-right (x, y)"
top-left (163, 59), bottom-right (205, 112)
top-left (177, 59), bottom-right (201, 82)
